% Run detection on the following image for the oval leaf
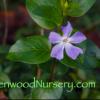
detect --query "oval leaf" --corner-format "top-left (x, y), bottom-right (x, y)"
top-left (7, 36), bottom-right (51, 64)
top-left (26, 0), bottom-right (63, 29)
top-left (67, 0), bottom-right (96, 16)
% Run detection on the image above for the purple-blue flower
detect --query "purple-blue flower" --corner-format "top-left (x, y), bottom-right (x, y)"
top-left (49, 22), bottom-right (87, 60)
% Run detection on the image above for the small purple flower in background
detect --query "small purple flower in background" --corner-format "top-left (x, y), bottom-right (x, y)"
top-left (49, 22), bottom-right (87, 60)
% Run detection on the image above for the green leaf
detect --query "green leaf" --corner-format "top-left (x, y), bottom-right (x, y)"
top-left (26, 0), bottom-right (63, 29)
top-left (61, 54), bottom-right (82, 69)
top-left (61, 40), bottom-right (99, 69)
top-left (7, 36), bottom-right (51, 64)
top-left (67, 0), bottom-right (96, 16)
top-left (31, 88), bottom-right (63, 99)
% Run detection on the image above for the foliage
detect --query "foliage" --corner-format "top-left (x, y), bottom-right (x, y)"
top-left (0, 0), bottom-right (100, 99)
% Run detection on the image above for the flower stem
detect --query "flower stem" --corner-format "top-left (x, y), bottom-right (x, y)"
top-left (49, 59), bottom-right (57, 81)
top-left (36, 65), bottom-right (42, 79)
top-left (35, 28), bottom-right (44, 79)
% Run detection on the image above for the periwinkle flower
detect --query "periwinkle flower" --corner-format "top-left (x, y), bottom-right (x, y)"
top-left (49, 22), bottom-right (86, 60)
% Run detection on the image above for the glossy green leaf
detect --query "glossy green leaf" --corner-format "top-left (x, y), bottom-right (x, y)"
top-left (67, 0), bottom-right (96, 16)
top-left (26, 0), bottom-right (63, 29)
top-left (7, 36), bottom-right (51, 64)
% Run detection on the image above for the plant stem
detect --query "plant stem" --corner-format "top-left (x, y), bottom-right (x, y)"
top-left (36, 65), bottom-right (42, 79)
top-left (49, 60), bottom-right (57, 81)
top-left (2, 0), bottom-right (8, 45)
top-left (35, 28), bottom-right (44, 79)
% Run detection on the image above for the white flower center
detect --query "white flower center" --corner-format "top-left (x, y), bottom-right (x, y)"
top-left (62, 37), bottom-right (70, 43)
top-left (63, 38), bottom-right (68, 42)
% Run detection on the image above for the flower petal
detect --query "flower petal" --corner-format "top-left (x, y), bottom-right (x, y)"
top-left (69, 32), bottom-right (87, 44)
top-left (51, 43), bottom-right (64, 60)
top-left (49, 32), bottom-right (62, 44)
top-left (62, 22), bottom-right (73, 37)
top-left (65, 43), bottom-right (83, 60)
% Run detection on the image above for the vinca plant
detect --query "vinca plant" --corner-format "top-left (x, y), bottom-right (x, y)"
top-left (0, 0), bottom-right (100, 99)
